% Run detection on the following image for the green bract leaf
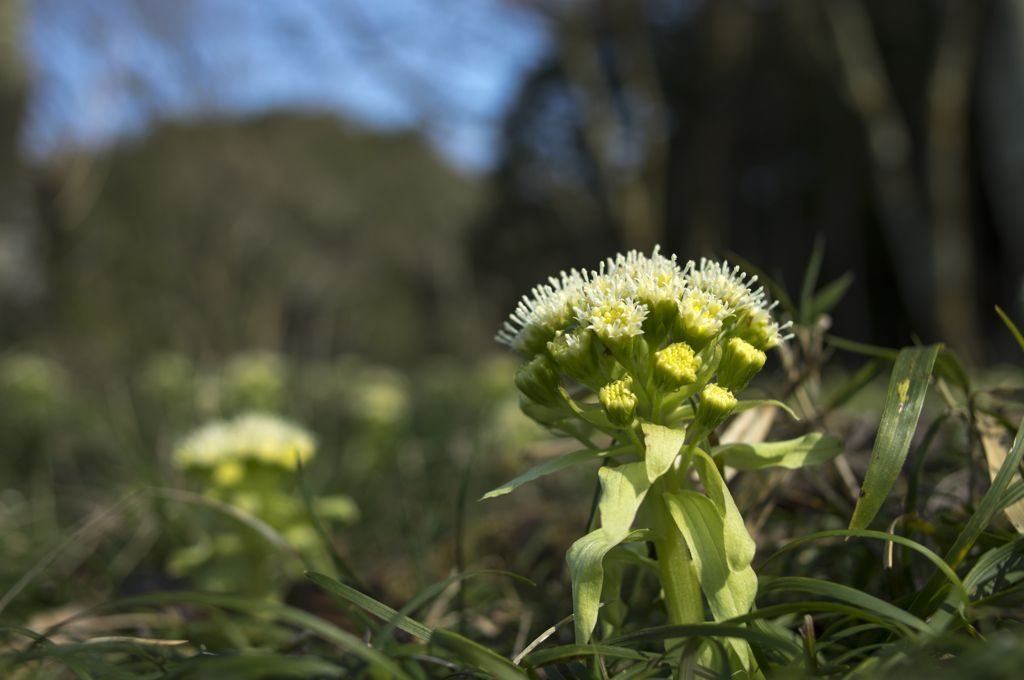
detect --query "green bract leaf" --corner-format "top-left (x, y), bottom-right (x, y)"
top-left (733, 399), bottom-right (798, 420)
top-left (559, 386), bottom-right (619, 430)
top-left (712, 433), bottom-right (844, 471)
top-left (692, 450), bottom-right (756, 571)
top-left (669, 398), bottom-right (798, 424)
top-left (849, 344), bottom-right (941, 531)
top-left (566, 528), bottom-right (648, 644)
top-left (480, 444), bottom-right (630, 500)
top-left (598, 462), bottom-right (651, 545)
top-left (663, 492), bottom-right (758, 623)
top-left (641, 422), bottom-right (686, 484)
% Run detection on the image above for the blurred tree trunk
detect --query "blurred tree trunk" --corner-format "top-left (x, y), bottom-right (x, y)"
top-left (0, 0), bottom-right (43, 317)
top-left (927, 0), bottom-right (983, 364)
top-left (553, 0), bottom-right (667, 252)
top-left (821, 0), bottom-right (939, 344)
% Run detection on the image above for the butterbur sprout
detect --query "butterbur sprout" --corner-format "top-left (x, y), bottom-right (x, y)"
top-left (486, 246), bottom-right (826, 664)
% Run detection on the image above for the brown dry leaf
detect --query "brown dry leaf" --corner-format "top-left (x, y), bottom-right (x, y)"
top-left (978, 412), bottom-right (1024, 533)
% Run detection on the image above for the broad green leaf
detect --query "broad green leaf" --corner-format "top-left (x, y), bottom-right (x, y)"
top-left (598, 462), bottom-right (650, 545)
top-left (692, 450), bottom-right (756, 571)
top-left (480, 444), bottom-right (629, 500)
top-left (430, 629), bottom-right (528, 680)
top-left (605, 545), bottom-right (659, 575)
top-left (915, 413), bottom-right (1024, 623)
top-left (849, 344), bottom-right (941, 530)
top-left (566, 529), bottom-right (618, 644)
top-left (711, 433), bottom-right (844, 471)
top-left (565, 528), bottom-right (651, 643)
top-left (641, 422), bottom-right (686, 483)
top-left (811, 272), bottom-right (855, 319)
top-left (304, 571), bottom-right (433, 641)
top-left (663, 492), bottom-right (758, 623)
top-left (996, 305), bottom-right (1024, 356)
top-left (758, 577), bottom-right (933, 636)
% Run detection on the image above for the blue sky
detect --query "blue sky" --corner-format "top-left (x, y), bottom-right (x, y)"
top-left (22, 0), bottom-right (551, 172)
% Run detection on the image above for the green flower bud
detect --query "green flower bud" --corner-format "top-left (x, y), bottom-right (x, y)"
top-left (717, 337), bottom-right (766, 392)
top-left (512, 324), bottom-right (560, 358)
top-left (690, 383), bottom-right (737, 441)
top-left (599, 376), bottom-right (638, 429)
top-left (547, 327), bottom-right (602, 386)
top-left (513, 354), bottom-right (563, 407)
top-left (653, 342), bottom-right (702, 393)
top-left (675, 290), bottom-right (725, 352)
top-left (735, 307), bottom-right (784, 350)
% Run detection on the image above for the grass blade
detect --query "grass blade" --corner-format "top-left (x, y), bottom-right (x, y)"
top-left (604, 624), bottom-right (802, 659)
top-left (374, 570), bottom-right (534, 648)
top-left (910, 410), bottom-right (1024, 621)
top-left (757, 577), bottom-right (932, 635)
top-left (823, 335), bottom-right (899, 360)
top-left (305, 571), bottom-right (434, 641)
top-left (85, 591), bottom-right (414, 680)
top-left (849, 344), bottom-right (941, 530)
top-left (996, 305), bottom-right (1024, 356)
top-left (825, 357), bottom-right (890, 413)
top-left (811, 272), bottom-right (855, 319)
top-left (800, 235), bottom-right (826, 327)
top-left (430, 628), bottom-right (528, 680)
top-left (756, 529), bottom-right (966, 601)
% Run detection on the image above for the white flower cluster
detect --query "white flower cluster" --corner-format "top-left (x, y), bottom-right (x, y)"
top-left (174, 412), bottom-right (316, 472)
top-left (497, 246), bottom-right (790, 356)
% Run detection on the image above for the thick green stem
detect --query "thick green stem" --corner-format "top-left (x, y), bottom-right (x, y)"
top-left (648, 479), bottom-right (703, 625)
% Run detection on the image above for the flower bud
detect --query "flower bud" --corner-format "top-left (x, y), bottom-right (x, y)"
top-left (690, 383), bottom-right (737, 441)
top-left (717, 337), bottom-right (766, 392)
top-left (735, 308), bottom-right (784, 350)
top-left (599, 377), bottom-right (638, 429)
top-left (513, 354), bottom-right (563, 407)
top-left (547, 327), bottom-right (602, 386)
top-left (653, 342), bottom-right (702, 393)
top-left (675, 290), bottom-right (725, 352)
